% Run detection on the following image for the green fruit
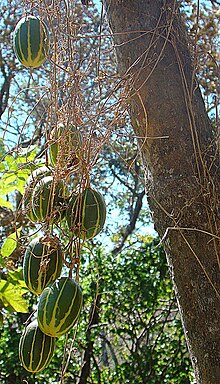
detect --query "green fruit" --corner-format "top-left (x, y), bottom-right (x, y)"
top-left (49, 124), bottom-right (82, 167)
top-left (23, 166), bottom-right (51, 222)
top-left (66, 188), bottom-right (106, 240)
top-left (37, 277), bottom-right (83, 337)
top-left (13, 15), bottom-right (49, 68)
top-left (32, 176), bottom-right (69, 223)
top-left (19, 320), bottom-right (55, 373)
top-left (23, 236), bottom-right (63, 295)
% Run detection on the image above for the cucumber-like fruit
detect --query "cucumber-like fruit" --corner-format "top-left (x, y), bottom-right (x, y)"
top-left (37, 277), bottom-right (83, 337)
top-left (66, 188), bottom-right (106, 239)
top-left (13, 15), bottom-right (49, 68)
top-left (19, 320), bottom-right (55, 373)
top-left (23, 236), bottom-right (63, 295)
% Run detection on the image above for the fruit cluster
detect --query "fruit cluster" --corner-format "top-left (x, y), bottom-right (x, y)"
top-left (14, 15), bottom-right (106, 373)
top-left (20, 227), bottom-right (81, 372)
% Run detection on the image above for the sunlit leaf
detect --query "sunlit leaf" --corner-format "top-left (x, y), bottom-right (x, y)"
top-left (1, 173), bottom-right (17, 183)
top-left (0, 228), bottom-right (21, 258)
top-left (0, 173), bottom-right (18, 196)
top-left (0, 162), bottom-right (5, 172)
top-left (18, 145), bottom-right (37, 162)
top-left (0, 280), bottom-right (28, 313)
top-left (0, 254), bottom-right (5, 267)
top-left (27, 146), bottom-right (37, 161)
top-left (0, 197), bottom-right (12, 209)
top-left (15, 176), bottom-right (27, 194)
top-left (5, 155), bottom-right (18, 170)
top-left (7, 268), bottom-right (27, 289)
top-left (0, 184), bottom-right (16, 196)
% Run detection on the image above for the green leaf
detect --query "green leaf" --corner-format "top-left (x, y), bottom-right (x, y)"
top-left (0, 197), bottom-right (12, 209)
top-left (7, 267), bottom-right (23, 282)
top-left (14, 156), bottom-right (29, 165)
top-left (27, 145), bottom-right (37, 161)
top-left (0, 173), bottom-right (17, 196)
top-left (0, 254), bottom-right (5, 267)
top-left (0, 162), bottom-right (5, 172)
top-left (7, 268), bottom-right (27, 289)
top-left (15, 176), bottom-right (27, 194)
top-left (0, 228), bottom-right (21, 258)
top-left (17, 169), bottom-right (31, 179)
top-left (4, 155), bottom-right (18, 170)
top-left (0, 169), bottom-right (30, 196)
top-left (0, 183), bottom-right (16, 196)
top-left (17, 145), bottom-right (37, 163)
top-left (0, 280), bottom-right (28, 313)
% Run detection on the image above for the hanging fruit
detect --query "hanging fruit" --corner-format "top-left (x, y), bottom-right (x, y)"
top-left (49, 123), bottom-right (83, 168)
top-left (32, 176), bottom-right (69, 223)
top-left (23, 235), bottom-right (63, 295)
top-left (66, 187), bottom-right (106, 240)
top-left (13, 15), bottom-right (49, 68)
top-left (19, 320), bottom-right (55, 373)
top-left (37, 277), bottom-right (83, 337)
top-left (23, 166), bottom-right (51, 222)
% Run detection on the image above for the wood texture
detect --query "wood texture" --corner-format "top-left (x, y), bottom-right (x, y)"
top-left (103, 1), bottom-right (220, 382)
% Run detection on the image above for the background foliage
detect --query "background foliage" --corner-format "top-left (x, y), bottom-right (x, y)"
top-left (0, 239), bottom-right (193, 383)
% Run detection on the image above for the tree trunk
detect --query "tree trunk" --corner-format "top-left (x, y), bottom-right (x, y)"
top-left (103, 1), bottom-right (220, 383)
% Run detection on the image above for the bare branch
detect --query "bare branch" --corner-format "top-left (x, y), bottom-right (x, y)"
top-left (112, 190), bottom-right (145, 255)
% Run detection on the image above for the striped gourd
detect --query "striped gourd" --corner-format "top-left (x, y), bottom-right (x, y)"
top-left (13, 16), bottom-right (49, 68)
top-left (23, 166), bottom-right (51, 222)
top-left (37, 277), bottom-right (83, 337)
top-left (32, 176), bottom-right (69, 223)
top-left (23, 236), bottom-right (63, 295)
top-left (19, 320), bottom-right (55, 373)
top-left (49, 123), bottom-right (82, 167)
top-left (66, 188), bottom-right (106, 239)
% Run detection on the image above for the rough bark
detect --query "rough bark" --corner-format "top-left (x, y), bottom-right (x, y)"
top-left (103, 1), bottom-right (220, 383)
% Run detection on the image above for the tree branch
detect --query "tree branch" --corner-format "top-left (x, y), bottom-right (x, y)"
top-left (112, 189), bottom-right (145, 254)
top-left (77, 288), bottom-right (102, 384)
top-left (0, 60), bottom-right (13, 118)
